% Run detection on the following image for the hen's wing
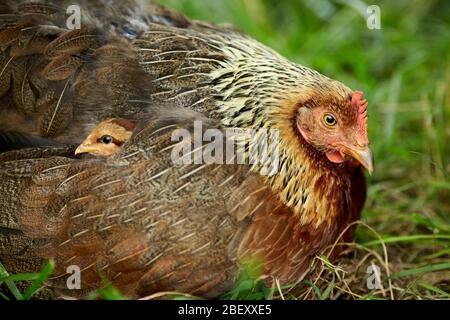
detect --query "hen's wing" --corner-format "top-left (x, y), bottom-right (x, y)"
top-left (0, 107), bottom-right (352, 297)
top-left (0, 109), bottom-right (256, 297)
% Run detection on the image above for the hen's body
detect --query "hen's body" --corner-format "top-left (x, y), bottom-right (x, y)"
top-left (0, 1), bottom-right (368, 298)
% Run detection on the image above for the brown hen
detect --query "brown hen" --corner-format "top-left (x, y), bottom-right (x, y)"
top-left (0, 1), bottom-right (372, 298)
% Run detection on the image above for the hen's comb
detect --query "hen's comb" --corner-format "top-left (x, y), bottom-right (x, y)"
top-left (351, 91), bottom-right (369, 144)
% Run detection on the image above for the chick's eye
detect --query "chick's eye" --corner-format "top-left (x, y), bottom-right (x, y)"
top-left (100, 135), bottom-right (113, 144)
top-left (323, 114), bottom-right (337, 126)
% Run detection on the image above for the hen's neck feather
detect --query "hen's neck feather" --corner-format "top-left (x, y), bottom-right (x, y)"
top-left (135, 25), bottom-right (364, 227)
top-left (205, 34), bottom-right (359, 227)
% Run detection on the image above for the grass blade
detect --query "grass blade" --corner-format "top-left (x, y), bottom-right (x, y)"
top-left (0, 273), bottom-right (40, 282)
top-left (22, 260), bottom-right (55, 300)
top-left (302, 280), bottom-right (322, 299)
top-left (418, 283), bottom-right (450, 298)
top-left (391, 262), bottom-right (450, 279)
top-left (0, 262), bottom-right (23, 300)
top-left (363, 234), bottom-right (450, 246)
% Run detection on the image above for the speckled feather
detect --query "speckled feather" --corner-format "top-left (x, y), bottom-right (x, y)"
top-left (0, 0), bottom-right (367, 298)
top-left (0, 111), bottom-right (364, 297)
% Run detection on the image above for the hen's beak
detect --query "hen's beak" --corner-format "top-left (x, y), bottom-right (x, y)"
top-left (75, 144), bottom-right (97, 155)
top-left (343, 144), bottom-right (373, 175)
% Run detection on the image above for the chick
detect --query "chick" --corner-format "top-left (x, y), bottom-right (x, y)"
top-left (75, 118), bottom-right (137, 156)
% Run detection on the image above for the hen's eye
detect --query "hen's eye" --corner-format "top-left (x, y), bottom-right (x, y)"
top-left (100, 135), bottom-right (113, 144)
top-left (323, 114), bottom-right (337, 126)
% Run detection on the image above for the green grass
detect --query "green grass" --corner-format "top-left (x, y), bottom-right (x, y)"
top-left (1, 0), bottom-right (449, 300)
top-left (0, 260), bottom-right (55, 300)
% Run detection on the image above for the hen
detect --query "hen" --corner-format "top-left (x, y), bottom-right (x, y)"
top-left (0, 0), bottom-right (372, 298)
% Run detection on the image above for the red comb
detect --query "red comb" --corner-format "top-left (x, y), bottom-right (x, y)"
top-left (351, 91), bottom-right (369, 145)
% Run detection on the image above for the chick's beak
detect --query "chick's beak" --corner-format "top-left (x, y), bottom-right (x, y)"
top-left (75, 144), bottom-right (98, 155)
top-left (343, 144), bottom-right (373, 175)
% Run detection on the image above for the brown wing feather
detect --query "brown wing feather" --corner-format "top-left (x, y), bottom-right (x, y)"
top-left (0, 114), bottom-right (247, 297)
top-left (228, 171), bottom-right (364, 285)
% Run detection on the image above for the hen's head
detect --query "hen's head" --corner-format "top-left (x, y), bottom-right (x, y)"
top-left (211, 41), bottom-right (372, 175)
top-left (75, 118), bottom-right (136, 156)
top-left (262, 84), bottom-right (373, 222)
top-left (295, 91), bottom-right (372, 173)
